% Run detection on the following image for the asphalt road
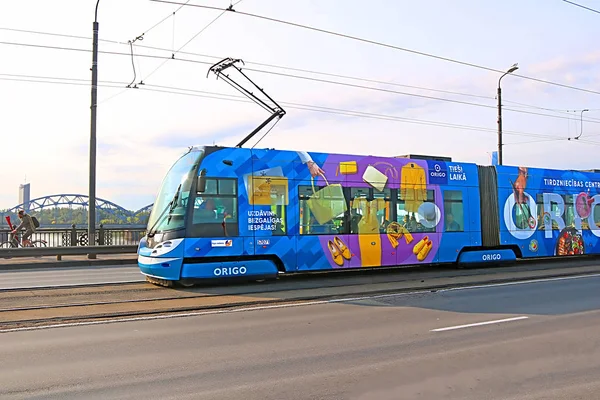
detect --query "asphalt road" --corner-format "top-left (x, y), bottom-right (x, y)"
top-left (0, 265), bottom-right (143, 289)
top-left (2, 274), bottom-right (600, 399)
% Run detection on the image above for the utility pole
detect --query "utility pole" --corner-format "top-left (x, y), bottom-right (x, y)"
top-left (497, 85), bottom-right (503, 165)
top-left (88, 0), bottom-right (100, 258)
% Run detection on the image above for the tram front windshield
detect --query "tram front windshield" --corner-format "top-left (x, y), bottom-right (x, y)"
top-left (146, 150), bottom-right (202, 235)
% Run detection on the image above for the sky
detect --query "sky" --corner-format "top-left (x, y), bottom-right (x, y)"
top-left (1, 0), bottom-right (600, 211)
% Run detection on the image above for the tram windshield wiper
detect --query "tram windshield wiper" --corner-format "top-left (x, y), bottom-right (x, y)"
top-left (147, 184), bottom-right (182, 238)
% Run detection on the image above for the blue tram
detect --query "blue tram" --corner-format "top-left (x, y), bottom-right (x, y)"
top-left (137, 145), bottom-right (600, 286)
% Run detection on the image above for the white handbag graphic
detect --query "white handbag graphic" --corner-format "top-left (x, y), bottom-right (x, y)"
top-left (362, 162), bottom-right (398, 192)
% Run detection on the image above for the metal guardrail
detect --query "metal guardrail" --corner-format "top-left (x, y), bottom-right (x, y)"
top-left (0, 245), bottom-right (138, 260)
top-left (0, 225), bottom-right (146, 248)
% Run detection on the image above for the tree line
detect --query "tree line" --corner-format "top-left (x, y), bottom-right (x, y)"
top-left (0, 207), bottom-right (150, 226)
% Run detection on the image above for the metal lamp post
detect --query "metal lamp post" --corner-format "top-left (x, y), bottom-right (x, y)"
top-left (497, 63), bottom-right (519, 166)
top-left (88, 0), bottom-right (100, 258)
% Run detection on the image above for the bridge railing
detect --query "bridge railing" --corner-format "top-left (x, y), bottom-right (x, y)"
top-left (0, 225), bottom-right (146, 247)
top-left (0, 245), bottom-right (139, 260)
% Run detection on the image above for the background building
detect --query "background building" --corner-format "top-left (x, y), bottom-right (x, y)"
top-left (19, 183), bottom-right (30, 211)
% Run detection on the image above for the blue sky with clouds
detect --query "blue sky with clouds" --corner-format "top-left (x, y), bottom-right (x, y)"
top-left (1, 0), bottom-right (600, 211)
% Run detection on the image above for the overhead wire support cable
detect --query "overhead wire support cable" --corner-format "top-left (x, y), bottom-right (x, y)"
top-left (133, 0), bottom-right (191, 43)
top-left (150, 0), bottom-right (600, 97)
top-left (2, 72), bottom-right (595, 144)
top-left (138, 1), bottom-right (241, 84)
top-left (562, 0), bottom-right (600, 14)
top-left (3, 39), bottom-right (600, 125)
top-left (0, 25), bottom-right (497, 102)
top-left (0, 25), bottom-right (498, 102)
top-left (120, 0), bottom-right (186, 87)
top-left (126, 38), bottom-right (142, 88)
top-left (6, 25), bottom-right (600, 120)
top-left (4, 38), bottom-right (600, 125)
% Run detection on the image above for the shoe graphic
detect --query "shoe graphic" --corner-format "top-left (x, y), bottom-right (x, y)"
top-left (333, 236), bottom-right (352, 260)
top-left (412, 236), bottom-right (429, 255)
top-left (417, 240), bottom-right (432, 261)
top-left (327, 240), bottom-right (344, 266)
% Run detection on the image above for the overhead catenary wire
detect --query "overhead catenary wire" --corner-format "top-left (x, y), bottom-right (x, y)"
top-left (0, 26), bottom-right (500, 101)
top-left (133, 0), bottom-right (192, 42)
top-left (137, 0), bottom-right (243, 84)
top-left (503, 101), bottom-right (600, 117)
top-left (3, 18), bottom-right (598, 156)
top-left (1, 72), bottom-right (592, 145)
top-left (502, 137), bottom-right (572, 146)
top-left (5, 26), bottom-right (600, 122)
top-left (150, 0), bottom-right (600, 97)
top-left (145, 83), bottom-right (600, 141)
top-left (8, 74), bottom-right (600, 149)
top-left (241, 67), bottom-right (600, 124)
top-left (0, 75), bottom-right (542, 136)
top-left (2, 39), bottom-right (600, 126)
top-left (500, 100), bottom-right (600, 121)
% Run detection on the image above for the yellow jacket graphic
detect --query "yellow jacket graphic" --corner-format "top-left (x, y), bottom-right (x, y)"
top-left (356, 199), bottom-right (382, 267)
top-left (400, 163), bottom-right (427, 213)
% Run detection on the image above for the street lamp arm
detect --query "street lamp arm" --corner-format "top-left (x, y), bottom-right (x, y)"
top-left (95, 0), bottom-right (100, 23)
top-left (498, 71), bottom-right (509, 88)
top-left (498, 64), bottom-right (519, 88)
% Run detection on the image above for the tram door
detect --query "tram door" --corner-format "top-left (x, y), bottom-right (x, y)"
top-left (246, 153), bottom-right (296, 272)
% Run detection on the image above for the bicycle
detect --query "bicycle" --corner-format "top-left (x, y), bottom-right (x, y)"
top-left (0, 230), bottom-right (47, 249)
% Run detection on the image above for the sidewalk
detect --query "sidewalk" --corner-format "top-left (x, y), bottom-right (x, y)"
top-left (0, 253), bottom-right (138, 270)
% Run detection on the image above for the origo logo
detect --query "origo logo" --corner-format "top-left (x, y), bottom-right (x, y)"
top-left (213, 266), bottom-right (247, 276)
top-left (427, 161), bottom-right (448, 185)
top-left (482, 253), bottom-right (502, 261)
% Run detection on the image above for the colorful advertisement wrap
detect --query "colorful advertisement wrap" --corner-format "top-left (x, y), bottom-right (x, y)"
top-left (498, 165), bottom-right (600, 257)
top-left (182, 147), bottom-right (479, 273)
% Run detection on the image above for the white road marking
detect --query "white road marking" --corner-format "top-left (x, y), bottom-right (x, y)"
top-left (438, 272), bottom-right (600, 293)
top-left (1, 271), bottom-right (598, 333)
top-left (430, 316), bottom-right (529, 332)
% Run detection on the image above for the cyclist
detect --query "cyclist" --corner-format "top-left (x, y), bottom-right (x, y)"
top-left (12, 209), bottom-right (36, 247)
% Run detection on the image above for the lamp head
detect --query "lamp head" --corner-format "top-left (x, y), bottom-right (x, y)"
top-left (507, 63), bottom-right (519, 74)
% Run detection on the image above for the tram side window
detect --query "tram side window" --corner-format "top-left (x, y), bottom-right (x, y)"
top-left (349, 187), bottom-right (368, 234)
top-left (443, 190), bottom-right (463, 232)
top-left (397, 190), bottom-right (435, 233)
top-left (298, 184), bottom-right (345, 235)
top-left (247, 175), bottom-right (288, 236)
top-left (192, 178), bottom-right (239, 236)
top-left (349, 187), bottom-right (392, 234)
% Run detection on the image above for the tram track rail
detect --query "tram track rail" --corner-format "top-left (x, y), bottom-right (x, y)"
top-left (0, 267), bottom-right (443, 314)
top-left (3, 253), bottom-right (599, 292)
top-left (4, 256), bottom-right (598, 305)
top-left (2, 258), bottom-right (600, 331)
